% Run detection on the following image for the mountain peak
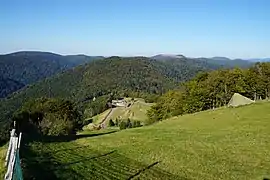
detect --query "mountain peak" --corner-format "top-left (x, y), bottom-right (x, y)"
top-left (211, 57), bottom-right (232, 61)
top-left (6, 51), bottom-right (62, 57)
top-left (151, 54), bottom-right (186, 60)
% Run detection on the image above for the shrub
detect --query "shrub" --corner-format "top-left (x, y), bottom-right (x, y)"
top-left (144, 117), bottom-right (158, 126)
top-left (127, 118), bottom-right (132, 128)
top-left (108, 119), bottom-right (115, 127)
top-left (119, 121), bottom-right (127, 130)
top-left (133, 121), bottom-right (142, 128)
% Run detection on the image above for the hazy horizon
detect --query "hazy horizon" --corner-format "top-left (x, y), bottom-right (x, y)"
top-left (1, 0), bottom-right (269, 59)
top-left (3, 50), bottom-right (270, 60)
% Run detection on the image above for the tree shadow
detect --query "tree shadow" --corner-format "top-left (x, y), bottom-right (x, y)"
top-left (26, 130), bottom-right (117, 143)
top-left (20, 142), bottom-right (188, 180)
top-left (127, 161), bottom-right (160, 180)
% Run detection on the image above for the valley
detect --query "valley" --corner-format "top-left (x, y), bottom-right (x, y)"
top-left (2, 1), bottom-right (270, 179)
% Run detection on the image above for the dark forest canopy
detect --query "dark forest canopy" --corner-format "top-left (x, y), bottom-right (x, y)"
top-left (0, 76), bottom-right (24, 98)
top-left (0, 51), bottom-right (104, 98)
top-left (147, 62), bottom-right (270, 123)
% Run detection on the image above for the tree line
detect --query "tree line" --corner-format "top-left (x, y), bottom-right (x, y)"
top-left (147, 62), bottom-right (270, 123)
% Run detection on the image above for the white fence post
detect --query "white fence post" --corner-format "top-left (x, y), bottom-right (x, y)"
top-left (5, 129), bottom-right (15, 167)
top-left (4, 129), bottom-right (23, 180)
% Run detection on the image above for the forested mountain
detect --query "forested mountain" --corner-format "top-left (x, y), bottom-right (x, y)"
top-left (247, 58), bottom-right (270, 62)
top-left (0, 56), bottom-right (227, 143)
top-left (0, 51), bottom-right (104, 98)
top-left (64, 55), bottom-right (104, 65)
top-left (0, 77), bottom-right (24, 98)
top-left (196, 58), bottom-right (252, 68)
top-left (151, 54), bottom-right (187, 60)
top-left (211, 56), bottom-right (232, 61)
top-left (0, 51), bottom-right (252, 99)
top-left (151, 54), bottom-right (253, 69)
top-left (152, 55), bottom-right (224, 82)
top-left (147, 62), bottom-right (270, 123)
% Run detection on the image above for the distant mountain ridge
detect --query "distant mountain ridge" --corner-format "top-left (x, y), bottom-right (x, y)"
top-left (0, 51), bottom-right (104, 98)
top-left (151, 54), bottom-right (186, 60)
top-left (211, 57), bottom-right (232, 61)
top-left (211, 56), bottom-right (270, 63)
top-left (151, 54), bottom-right (253, 69)
top-left (0, 51), bottom-right (257, 99)
top-left (246, 58), bottom-right (270, 62)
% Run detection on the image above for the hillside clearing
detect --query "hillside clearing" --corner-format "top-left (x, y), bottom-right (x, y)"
top-left (19, 102), bottom-right (270, 179)
top-left (89, 98), bottom-right (153, 127)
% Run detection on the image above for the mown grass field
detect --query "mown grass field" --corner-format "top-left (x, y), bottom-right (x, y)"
top-left (20, 102), bottom-right (270, 179)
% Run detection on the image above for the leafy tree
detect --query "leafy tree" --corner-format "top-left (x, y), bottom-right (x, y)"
top-left (108, 119), bottom-right (115, 127)
top-left (127, 118), bottom-right (132, 128)
top-left (119, 121), bottom-right (127, 130)
top-left (14, 98), bottom-right (82, 137)
top-left (132, 121), bottom-right (142, 128)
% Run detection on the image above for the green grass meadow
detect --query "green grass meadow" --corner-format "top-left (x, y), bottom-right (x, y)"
top-left (0, 144), bottom-right (7, 178)
top-left (7, 102), bottom-right (270, 179)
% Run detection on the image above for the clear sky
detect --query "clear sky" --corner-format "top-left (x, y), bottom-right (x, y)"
top-left (0, 0), bottom-right (269, 58)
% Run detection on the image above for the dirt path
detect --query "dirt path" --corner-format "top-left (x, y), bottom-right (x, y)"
top-left (99, 108), bottom-right (116, 128)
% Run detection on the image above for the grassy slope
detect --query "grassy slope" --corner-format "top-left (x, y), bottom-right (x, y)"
top-left (0, 144), bottom-right (7, 178)
top-left (22, 102), bottom-right (270, 180)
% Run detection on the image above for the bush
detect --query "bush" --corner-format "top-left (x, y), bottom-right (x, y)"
top-left (119, 121), bottom-right (127, 130)
top-left (127, 118), bottom-right (132, 128)
top-left (144, 118), bottom-right (158, 126)
top-left (108, 119), bottom-right (115, 127)
top-left (132, 121), bottom-right (142, 128)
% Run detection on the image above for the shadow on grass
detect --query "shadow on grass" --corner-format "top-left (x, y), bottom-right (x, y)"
top-left (24, 130), bottom-right (118, 144)
top-left (40, 130), bottom-right (118, 143)
top-left (20, 141), bottom-right (187, 180)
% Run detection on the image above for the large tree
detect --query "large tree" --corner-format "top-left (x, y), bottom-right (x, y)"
top-left (14, 98), bottom-right (82, 136)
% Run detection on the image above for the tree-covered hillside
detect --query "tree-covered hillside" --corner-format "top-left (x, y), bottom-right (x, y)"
top-left (196, 57), bottom-right (252, 68)
top-left (0, 56), bottom-right (224, 143)
top-left (153, 56), bottom-right (222, 82)
top-left (147, 62), bottom-right (270, 123)
top-left (0, 51), bottom-right (103, 98)
top-left (0, 76), bottom-right (24, 98)
top-left (151, 54), bottom-right (253, 73)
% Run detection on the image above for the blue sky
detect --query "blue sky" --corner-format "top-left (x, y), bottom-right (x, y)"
top-left (0, 0), bottom-right (269, 58)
